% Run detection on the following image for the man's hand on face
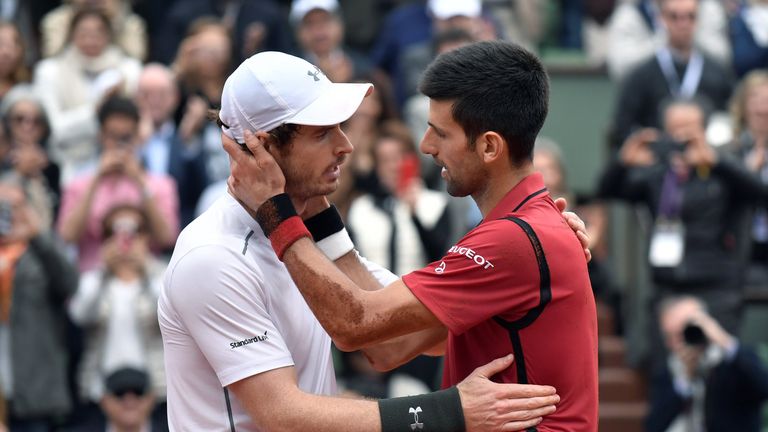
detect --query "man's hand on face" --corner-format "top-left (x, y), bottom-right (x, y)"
top-left (457, 354), bottom-right (559, 431)
top-left (222, 131), bottom-right (286, 214)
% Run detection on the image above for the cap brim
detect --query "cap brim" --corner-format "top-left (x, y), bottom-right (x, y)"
top-left (286, 82), bottom-right (373, 127)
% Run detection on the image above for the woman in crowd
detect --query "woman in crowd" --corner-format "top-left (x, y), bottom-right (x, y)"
top-left (729, 70), bottom-right (768, 298)
top-left (33, 7), bottom-right (141, 184)
top-left (67, 204), bottom-right (166, 425)
top-left (0, 85), bottom-right (60, 230)
top-left (172, 19), bottom-right (232, 183)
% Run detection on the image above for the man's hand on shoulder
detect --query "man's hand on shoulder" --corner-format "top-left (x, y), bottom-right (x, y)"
top-left (554, 197), bottom-right (592, 262)
top-left (457, 354), bottom-right (559, 431)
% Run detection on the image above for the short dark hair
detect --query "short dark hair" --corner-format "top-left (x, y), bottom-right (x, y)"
top-left (98, 96), bottom-right (140, 126)
top-left (419, 40), bottom-right (549, 165)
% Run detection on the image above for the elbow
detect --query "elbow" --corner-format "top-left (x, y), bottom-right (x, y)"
top-left (368, 355), bottom-right (400, 372)
top-left (330, 322), bottom-right (376, 352)
top-left (331, 332), bottom-right (367, 353)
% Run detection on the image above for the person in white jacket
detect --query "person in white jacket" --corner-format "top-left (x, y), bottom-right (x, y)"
top-left (33, 8), bottom-right (141, 185)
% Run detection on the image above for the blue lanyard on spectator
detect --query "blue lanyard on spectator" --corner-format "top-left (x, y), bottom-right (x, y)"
top-left (658, 169), bottom-right (684, 220)
top-left (655, 48), bottom-right (704, 99)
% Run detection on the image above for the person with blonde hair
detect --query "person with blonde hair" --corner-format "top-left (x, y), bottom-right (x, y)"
top-left (727, 69), bottom-right (768, 300)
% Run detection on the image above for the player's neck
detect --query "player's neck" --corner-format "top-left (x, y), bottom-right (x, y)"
top-left (474, 164), bottom-right (534, 218)
top-left (290, 195), bottom-right (308, 216)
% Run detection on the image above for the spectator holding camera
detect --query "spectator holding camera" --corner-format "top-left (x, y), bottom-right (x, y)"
top-left (57, 97), bottom-right (178, 272)
top-left (647, 295), bottom-right (768, 431)
top-left (0, 176), bottom-right (78, 432)
top-left (67, 204), bottom-right (166, 427)
top-left (347, 126), bottom-right (452, 277)
top-left (599, 98), bottom-right (768, 334)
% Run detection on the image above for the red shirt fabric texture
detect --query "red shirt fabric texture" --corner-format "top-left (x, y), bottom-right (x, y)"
top-left (402, 173), bottom-right (598, 431)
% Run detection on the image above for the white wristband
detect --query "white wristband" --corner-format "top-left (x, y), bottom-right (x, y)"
top-left (315, 228), bottom-right (354, 261)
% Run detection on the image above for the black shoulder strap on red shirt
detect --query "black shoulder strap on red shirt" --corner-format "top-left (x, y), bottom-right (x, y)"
top-left (493, 215), bottom-right (551, 432)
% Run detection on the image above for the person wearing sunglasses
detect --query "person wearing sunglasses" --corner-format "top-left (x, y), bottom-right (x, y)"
top-left (67, 204), bottom-right (168, 430)
top-left (66, 367), bottom-right (167, 432)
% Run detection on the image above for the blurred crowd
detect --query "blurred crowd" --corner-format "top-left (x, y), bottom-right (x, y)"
top-left (0, 0), bottom-right (766, 431)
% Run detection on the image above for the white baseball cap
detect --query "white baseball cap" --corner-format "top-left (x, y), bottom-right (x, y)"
top-left (428, 0), bottom-right (481, 19)
top-left (290, 0), bottom-right (340, 24)
top-left (219, 51), bottom-right (372, 143)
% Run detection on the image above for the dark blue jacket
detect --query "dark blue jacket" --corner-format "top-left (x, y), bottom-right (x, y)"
top-left (646, 345), bottom-right (768, 432)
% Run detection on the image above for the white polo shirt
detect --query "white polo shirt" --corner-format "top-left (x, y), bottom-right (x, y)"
top-left (159, 193), bottom-right (396, 431)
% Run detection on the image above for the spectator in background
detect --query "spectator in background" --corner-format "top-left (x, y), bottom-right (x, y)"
top-left (0, 176), bottom-right (78, 432)
top-left (609, 0), bottom-right (734, 150)
top-left (370, 0), bottom-right (496, 108)
top-left (483, 0), bottom-right (547, 53)
top-left (40, 0), bottom-right (147, 61)
top-left (347, 126), bottom-right (452, 276)
top-left (534, 138), bottom-right (617, 311)
top-left (156, 0), bottom-right (292, 65)
top-left (0, 23), bottom-right (28, 104)
top-left (400, 9), bottom-right (495, 106)
top-left (66, 368), bottom-right (166, 432)
top-left (729, 0), bottom-right (768, 78)
top-left (328, 73), bottom-right (399, 218)
top-left (135, 64), bottom-right (208, 228)
top-left (727, 70), bottom-right (768, 300)
top-left (57, 97), bottom-right (178, 272)
top-left (0, 2), bottom-right (38, 65)
top-left (290, 0), bottom-right (372, 84)
top-left (67, 204), bottom-right (166, 429)
top-left (0, 86), bottom-right (60, 229)
top-left (606, 0), bottom-right (731, 81)
top-left (599, 98), bottom-right (766, 338)
top-left (646, 296), bottom-right (768, 432)
top-left (33, 8), bottom-right (142, 184)
top-left (172, 19), bottom-right (232, 184)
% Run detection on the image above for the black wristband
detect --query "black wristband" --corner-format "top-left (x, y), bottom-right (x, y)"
top-left (378, 386), bottom-right (465, 432)
top-left (303, 205), bottom-right (345, 241)
top-left (255, 193), bottom-right (298, 237)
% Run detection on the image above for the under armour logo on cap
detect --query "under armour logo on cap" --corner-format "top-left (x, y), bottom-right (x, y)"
top-left (219, 51), bottom-right (372, 144)
top-left (308, 66), bottom-right (323, 82)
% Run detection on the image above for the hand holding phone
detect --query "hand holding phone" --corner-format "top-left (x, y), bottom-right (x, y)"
top-left (397, 154), bottom-right (420, 195)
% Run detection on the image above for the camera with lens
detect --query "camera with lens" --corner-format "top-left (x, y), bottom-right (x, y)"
top-left (683, 322), bottom-right (709, 347)
top-left (650, 134), bottom-right (688, 161)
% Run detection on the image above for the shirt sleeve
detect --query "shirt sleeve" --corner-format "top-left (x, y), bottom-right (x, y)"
top-left (356, 251), bottom-right (400, 287)
top-left (165, 244), bottom-right (294, 387)
top-left (402, 220), bottom-right (542, 335)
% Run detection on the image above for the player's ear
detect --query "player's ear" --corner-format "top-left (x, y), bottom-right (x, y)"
top-left (478, 131), bottom-right (505, 164)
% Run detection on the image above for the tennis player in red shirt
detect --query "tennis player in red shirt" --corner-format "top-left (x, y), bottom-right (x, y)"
top-left (226, 40), bottom-right (598, 432)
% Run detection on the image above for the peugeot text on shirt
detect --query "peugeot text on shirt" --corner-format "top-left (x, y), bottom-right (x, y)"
top-left (446, 245), bottom-right (495, 269)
